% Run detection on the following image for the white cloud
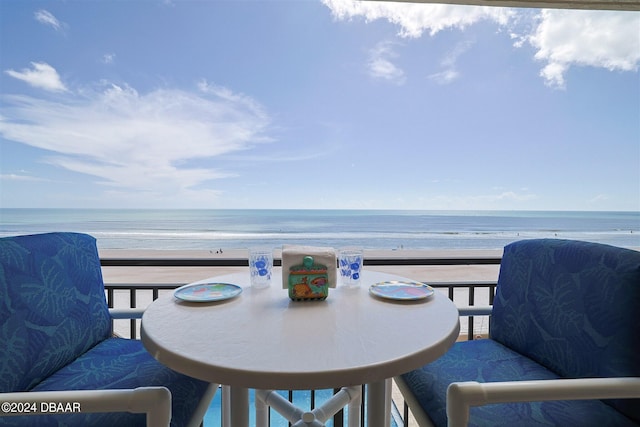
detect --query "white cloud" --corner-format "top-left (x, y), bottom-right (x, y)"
top-left (427, 69), bottom-right (460, 84)
top-left (0, 173), bottom-right (47, 182)
top-left (428, 39), bottom-right (474, 84)
top-left (490, 191), bottom-right (537, 201)
top-left (368, 41), bottom-right (406, 84)
top-left (322, 0), bottom-right (513, 37)
top-left (5, 62), bottom-right (68, 92)
top-left (197, 80), bottom-right (268, 119)
top-left (34, 9), bottom-right (64, 32)
top-left (0, 80), bottom-right (271, 204)
top-left (101, 53), bottom-right (116, 64)
top-left (322, 0), bottom-right (639, 88)
top-left (528, 10), bottom-right (640, 88)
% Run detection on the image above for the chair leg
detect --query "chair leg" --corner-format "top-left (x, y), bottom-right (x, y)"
top-left (393, 376), bottom-right (435, 427)
top-left (187, 383), bottom-right (219, 427)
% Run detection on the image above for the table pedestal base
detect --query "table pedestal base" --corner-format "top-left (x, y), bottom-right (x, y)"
top-left (230, 386), bottom-right (249, 426)
top-left (222, 381), bottom-right (392, 427)
top-left (366, 380), bottom-right (392, 427)
top-left (256, 386), bottom-right (361, 427)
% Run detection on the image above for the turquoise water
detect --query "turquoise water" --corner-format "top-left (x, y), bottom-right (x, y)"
top-left (0, 209), bottom-right (638, 250)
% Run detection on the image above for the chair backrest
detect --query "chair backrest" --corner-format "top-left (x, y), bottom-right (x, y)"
top-left (0, 232), bottom-right (111, 392)
top-left (491, 239), bottom-right (640, 422)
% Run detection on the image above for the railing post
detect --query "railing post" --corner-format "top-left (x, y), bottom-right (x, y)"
top-left (468, 286), bottom-right (475, 340)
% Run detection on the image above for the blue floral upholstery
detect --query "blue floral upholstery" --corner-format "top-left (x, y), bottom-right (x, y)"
top-left (0, 232), bottom-right (111, 393)
top-left (0, 232), bottom-right (211, 427)
top-left (401, 239), bottom-right (640, 426)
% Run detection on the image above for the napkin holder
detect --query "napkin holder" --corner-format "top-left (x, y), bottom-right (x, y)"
top-left (282, 245), bottom-right (336, 301)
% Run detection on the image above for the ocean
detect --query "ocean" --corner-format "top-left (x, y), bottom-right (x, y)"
top-left (0, 209), bottom-right (638, 251)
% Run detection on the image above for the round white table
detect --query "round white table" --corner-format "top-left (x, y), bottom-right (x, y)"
top-left (141, 269), bottom-right (460, 427)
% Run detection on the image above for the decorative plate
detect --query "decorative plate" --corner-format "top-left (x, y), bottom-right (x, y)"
top-left (369, 281), bottom-right (434, 301)
top-left (174, 282), bottom-right (242, 302)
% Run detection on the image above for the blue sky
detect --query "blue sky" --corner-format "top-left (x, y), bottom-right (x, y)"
top-left (1, 0), bottom-right (638, 211)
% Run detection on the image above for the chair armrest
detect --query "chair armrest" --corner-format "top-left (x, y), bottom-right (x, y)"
top-left (0, 387), bottom-right (171, 427)
top-left (109, 308), bottom-right (146, 319)
top-left (446, 377), bottom-right (640, 427)
top-left (457, 306), bottom-right (492, 316)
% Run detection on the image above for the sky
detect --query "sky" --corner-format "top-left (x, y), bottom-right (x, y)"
top-left (0, 0), bottom-right (639, 211)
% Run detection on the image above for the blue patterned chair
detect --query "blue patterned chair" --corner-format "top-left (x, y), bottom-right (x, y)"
top-left (0, 232), bottom-right (218, 427)
top-left (397, 239), bottom-right (640, 427)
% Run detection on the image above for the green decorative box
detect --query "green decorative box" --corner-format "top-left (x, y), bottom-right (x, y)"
top-left (288, 256), bottom-right (329, 301)
top-left (282, 245), bottom-right (336, 301)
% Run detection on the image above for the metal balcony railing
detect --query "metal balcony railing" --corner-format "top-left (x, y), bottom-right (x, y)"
top-left (102, 255), bottom-right (501, 427)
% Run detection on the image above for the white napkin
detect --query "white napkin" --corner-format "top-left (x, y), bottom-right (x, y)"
top-left (282, 245), bottom-right (337, 289)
